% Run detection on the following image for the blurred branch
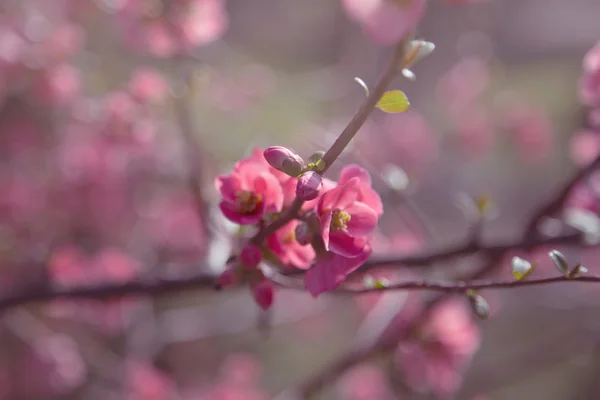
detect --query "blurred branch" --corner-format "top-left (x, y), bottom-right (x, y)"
top-left (172, 68), bottom-right (213, 243)
top-left (279, 153), bottom-right (600, 399)
top-left (524, 155), bottom-right (600, 236)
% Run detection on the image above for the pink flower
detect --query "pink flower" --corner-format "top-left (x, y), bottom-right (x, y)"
top-left (338, 164), bottom-right (383, 217)
top-left (317, 177), bottom-right (379, 257)
top-left (580, 41), bottom-right (600, 106)
top-left (341, 0), bottom-right (426, 45)
top-left (305, 245), bottom-right (372, 296)
top-left (267, 220), bottom-right (316, 269)
top-left (216, 158), bottom-right (284, 225)
top-left (395, 299), bottom-right (481, 398)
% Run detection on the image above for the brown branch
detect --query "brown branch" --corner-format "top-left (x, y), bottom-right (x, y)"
top-left (0, 273), bottom-right (216, 314)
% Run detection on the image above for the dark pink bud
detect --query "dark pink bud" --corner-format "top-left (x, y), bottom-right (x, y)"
top-left (264, 146), bottom-right (304, 177)
top-left (296, 171), bottom-right (322, 201)
top-left (294, 222), bottom-right (313, 246)
top-left (217, 268), bottom-right (239, 289)
top-left (252, 279), bottom-right (274, 310)
top-left (240, 245), bottom-right (262, 269)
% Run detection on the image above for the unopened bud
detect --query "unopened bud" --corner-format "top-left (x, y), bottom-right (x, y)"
top-left (511, 256), bottom-right (534, 281)
top-left (264, 146), bottom-right (304, 177)
top-left (402, 40), bottom-right (435, 69)
top-left (548, 250), bottom-right (570, 277)
top-left (569, 264), bottom-right (588, 279)
top-left (467, 290), bottom-right (489, 320)
top-left (240, 245), bottom-right (262, 269)
top-left (296, 171), bottom-right (322, 201)
top-left (216, 268), bottom-right (239, 289)
top-left (252, 279), bottom-right (274, 310)
top-left (294, 222), bottom-right (313, 246)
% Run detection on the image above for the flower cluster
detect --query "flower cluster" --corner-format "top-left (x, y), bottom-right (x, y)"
top-left (110, 0), bottom-right (229, 57)
top-left (215, 147), bottom-right (383, 306)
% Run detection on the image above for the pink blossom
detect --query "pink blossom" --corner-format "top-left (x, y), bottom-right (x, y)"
top-left (395, 299), bottom-right (481, 398)
top-left (305, 245), bottom-right (372, 296)
top-left (338, 164), bottom-right (383, 217)
top-left (216, 158), bottom-right (284, 225)
top-left (341, 0), bottom-right (426, 45)
top-left (317, 177), bottom-right (378, 257)
top-left (267, 220), bottom-right (316, 269)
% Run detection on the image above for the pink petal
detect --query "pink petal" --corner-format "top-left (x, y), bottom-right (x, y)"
top-left (319, 210), bottom-right (333, 251)
top-left (339, 164), bottom-right (372, 186)
top-left (317, 177), bottom-right (360, 215)
top-left (305, 247), bottom-right (372, 297)
top-left (215, 175), bottom-right (239, 202)
top-left (328, 231), bottom-right (368, 257)
top-left (219, 201), bottom-right (264, 225)
top-left (254, 172), bottom-right (284, 211)
top-left (345, 202), bottom-right (379, 236)
top-left (359, 186), bottom-right (384, 216)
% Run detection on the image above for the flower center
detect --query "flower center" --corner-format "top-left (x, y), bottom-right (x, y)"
top-left (235, 190), bottom-right (262, 214)
top-left (331, 210), bottom-right (351, 231)
top-left (283, 230), bottom-right (296, 244)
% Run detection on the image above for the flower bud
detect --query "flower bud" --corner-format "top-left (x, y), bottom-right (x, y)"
top-left (240, 245), bottom-right (262, 269)
top-left (569, 264), bottom-right (589, 278)
top-left (467, 291), bottom-right (489, 320)
top-left (548, 250), bottom-right (570, 277)
top-left (511, 256), bottom-right (534, 280)
top-left (252, 279), bottom-right (274, 310)
top-left (296, 171), bottom-right (322, 201)
top-left (217, 268), bottom-right (239, 289)
top-left (294, 222), bottom-right (313, 246)
top-left (264, 146), bottom-right (304, 177)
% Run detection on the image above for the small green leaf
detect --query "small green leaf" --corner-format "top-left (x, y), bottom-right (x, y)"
top-left (376, 90), bottom-right (410, 113)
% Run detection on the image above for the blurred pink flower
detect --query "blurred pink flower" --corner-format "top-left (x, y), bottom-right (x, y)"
top-left (216, 158), bottom-right (284, 225)
top-left (341, 0), bottom-right (426, 45)
top-left (570, 130), bottom-right (600, 167)
top-left (456, 108), bottom-right (496, 157)
top-left (436, 57), bottom-right (491, 116)
top-left (503, 105), bottom-right (554, 163)
top-left (580, 41), bottom-right (600, 106)
top-left (16, 335), bottom-right (86, 398)
top-left (267, 220), bottom-right (316, 269)
top-left (317, 177), bottom-right (378, 257)
top-left (338, 365), bottom-right (392, 400)
top-left (116, 0), bottom-right (228, 57)
top-left (395, 299), bottom-right (481, 398)
top-left (125, 359), bottom-right (176, 400)
top-left (128, 67), bottom-right (169, 103)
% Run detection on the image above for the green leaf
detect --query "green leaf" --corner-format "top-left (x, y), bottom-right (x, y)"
top-left (376, 90), bottom-right (410, 113)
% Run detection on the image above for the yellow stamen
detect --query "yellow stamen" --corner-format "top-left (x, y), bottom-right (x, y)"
top-left (331, 210), bottom-right (351, 230)
top-left (235, 190), bottom-right (262, 214)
